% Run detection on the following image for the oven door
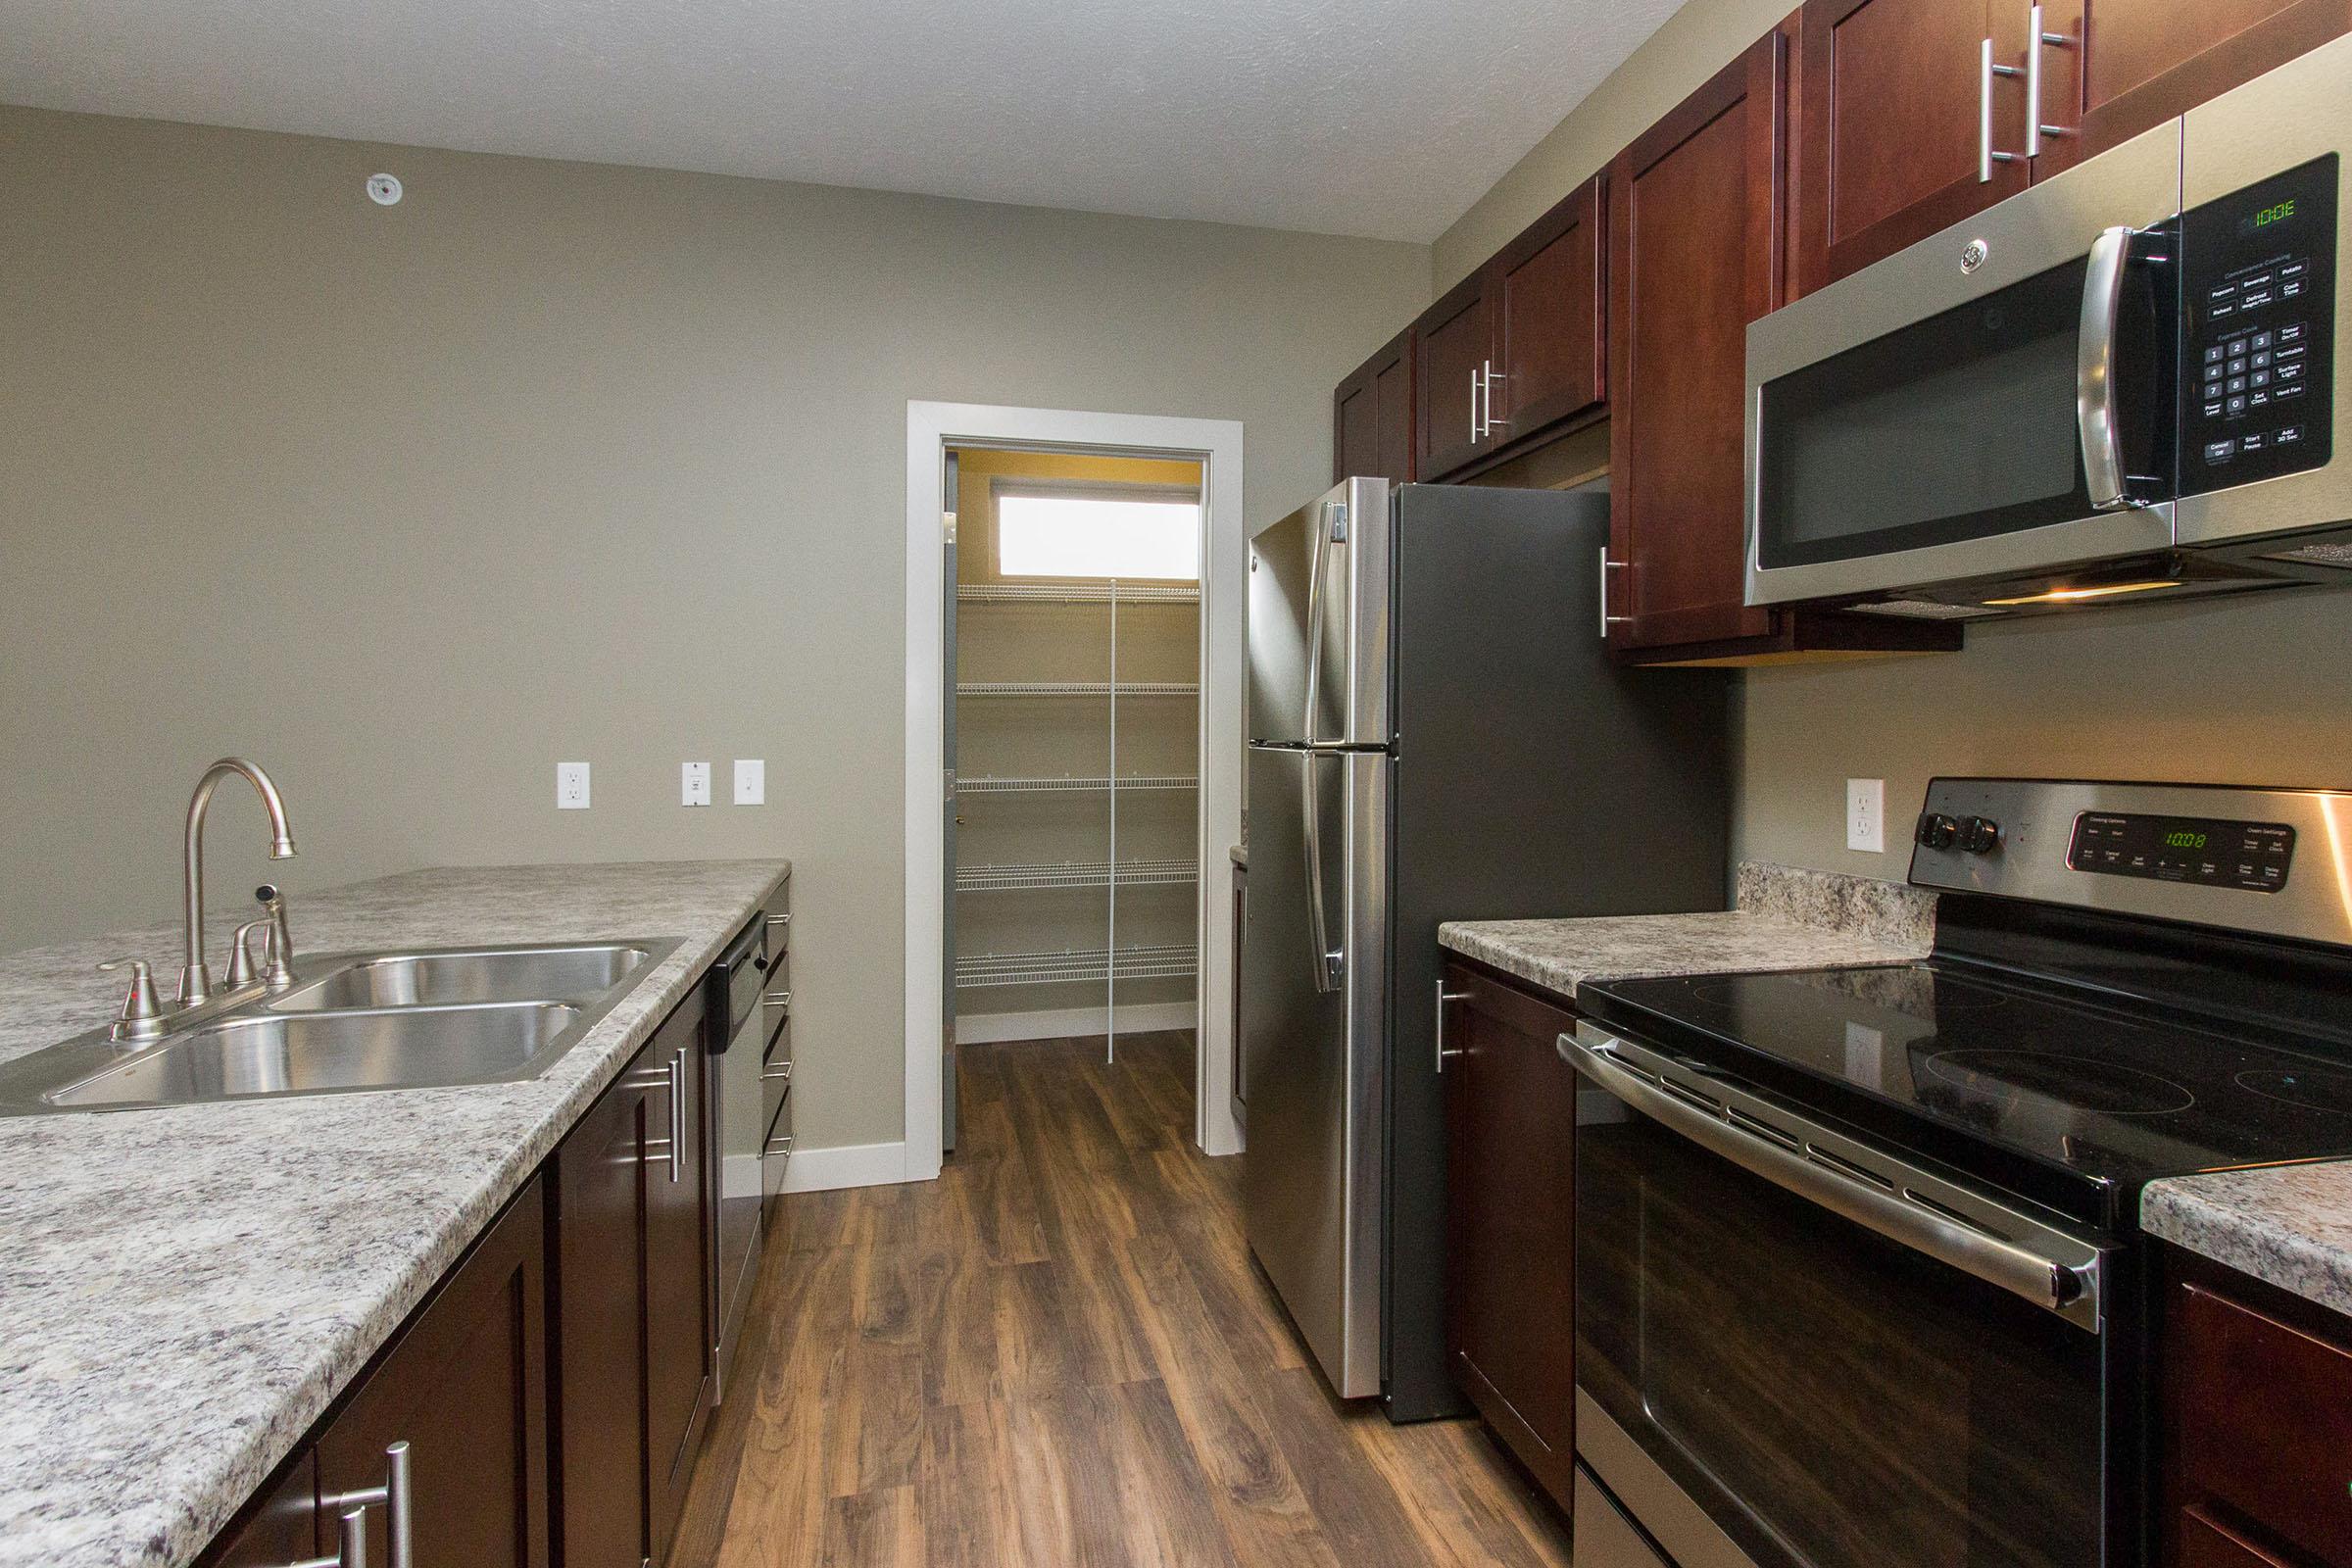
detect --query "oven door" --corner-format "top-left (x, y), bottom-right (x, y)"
top-left (1564, 1024), bottom-right (2125, 1568)
top-left (1744, 122), bottom-right (2183, 610)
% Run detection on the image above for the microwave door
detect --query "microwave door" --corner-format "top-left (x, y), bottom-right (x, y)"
top-left (1744, 121), bottom-right (2183, 609)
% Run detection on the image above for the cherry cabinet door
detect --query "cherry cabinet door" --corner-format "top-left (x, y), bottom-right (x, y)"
top-left (2041, 0), bottom-right (2351, 174)
top-left (200, 1451), bottom-right (319, 1568)
top-left (1333, 326), bottom-right (1415, 484)
top-left (1415, 271), bottom-right (1494, 481)
top-left (1794, 0), bottom-right (2026, 293)
top-left (553, 1054), bottom-right (654, 1568)
top-left (1607, 27), bottom-right (1789, 650)
top-left (1442, 960), bottom-right (1580, 1509)
top-left (317, 1179), bottom-right (551, 1568)
top-left (1491, 175), bottom-right (1607, 443)
top-left (643, 991), bottom-right (713, 1566)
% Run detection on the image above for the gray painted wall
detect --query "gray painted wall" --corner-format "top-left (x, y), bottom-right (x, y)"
top-left (0, 106), bottom-right (1431, 1152)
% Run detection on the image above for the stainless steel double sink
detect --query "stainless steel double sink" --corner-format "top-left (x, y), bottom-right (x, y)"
top-left (0, 940), bottom-right (682, 1115)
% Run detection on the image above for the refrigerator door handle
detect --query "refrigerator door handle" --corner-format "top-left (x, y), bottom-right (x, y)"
top-left (1300, 751), bottom-right (1344, 994)
top-left (1301, 499), bottom-right (1341, 744)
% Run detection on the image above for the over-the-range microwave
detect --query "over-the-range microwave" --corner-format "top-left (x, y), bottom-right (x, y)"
top-left (1745, 31), bottom-right (2352, 619)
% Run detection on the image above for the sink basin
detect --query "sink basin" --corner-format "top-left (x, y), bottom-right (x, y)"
top-left (43, 1003), bottom-right (582, 1108)
top-left (0, 936), bottom-right (683, 1115)
top-left (270, 944), bottom-right (655, 1011)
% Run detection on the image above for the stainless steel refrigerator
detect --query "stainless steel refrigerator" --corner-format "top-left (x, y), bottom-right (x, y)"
top-left (1242, 477), bottom-right (1729, 1422)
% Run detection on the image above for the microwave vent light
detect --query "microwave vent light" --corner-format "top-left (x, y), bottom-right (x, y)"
top-left (1982, 579), bottom-right (2185, 607)
top-left (2262, 542), bottom-right (2352, 570)
top-left (1844, 599), bottom-right (2002, 620)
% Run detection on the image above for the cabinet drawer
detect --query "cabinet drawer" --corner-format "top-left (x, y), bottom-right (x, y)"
top-left (2172, 1280), bottom-right (2352, 1564)
top-left (2179, 1507), bottom-right (2293, 1568)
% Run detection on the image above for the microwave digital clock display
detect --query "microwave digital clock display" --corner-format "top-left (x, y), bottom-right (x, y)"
top-left (2069, 812), bottom-right (2294, 893)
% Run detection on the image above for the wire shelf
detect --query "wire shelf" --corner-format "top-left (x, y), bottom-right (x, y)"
top-left (955, 943), bottom-right (1200, 989)
top-left (956, 858), bottom-right (1198, 892)
top-left (957, 775), bottom-right (1199, 795)
top-left (958, 583), bottom-right (1200, 604)
top-left (956, 681), bottom-right (1199, 697)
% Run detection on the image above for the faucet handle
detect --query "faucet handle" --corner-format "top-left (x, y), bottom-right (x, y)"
top-left (225, 919), bottom-right (271, 989)
top-left (97, 957), bottom-right (171, 1042)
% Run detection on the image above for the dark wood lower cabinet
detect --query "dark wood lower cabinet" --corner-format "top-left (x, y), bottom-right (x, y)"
top-left (1441, 957), bottom-right (1580, 1509)
top-left (202, 1451), bottom-right (321, 1567)
top-left (2161, 1245), bottom-right (2352, 1568)
top-left (553, 990), bottom-right (712, 1568)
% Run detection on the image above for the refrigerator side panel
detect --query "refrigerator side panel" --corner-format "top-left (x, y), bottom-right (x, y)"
top-left (1384, 483), bottom-right (1731, 1423)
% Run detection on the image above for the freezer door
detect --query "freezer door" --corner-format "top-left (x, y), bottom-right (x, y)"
top-left (1248, 477), bottom-right (1393, 747)
top-left (1241, 743), bottom-right (1390, 1398)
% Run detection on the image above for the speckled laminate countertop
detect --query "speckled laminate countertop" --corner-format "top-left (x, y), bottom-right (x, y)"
top-left (0, 859), bottom-right (790, 1568)
top-left (2142, 1163), bottom-right (2352, 1318)
top-left (1439, 861), bottom-right (1936, 1000)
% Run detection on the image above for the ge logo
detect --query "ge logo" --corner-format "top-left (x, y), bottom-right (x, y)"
top-left (1960, 239), bottom-right (1989, 274)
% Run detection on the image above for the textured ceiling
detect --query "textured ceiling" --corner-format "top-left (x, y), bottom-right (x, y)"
top-left (0, 0), bottom-right (1686, 241)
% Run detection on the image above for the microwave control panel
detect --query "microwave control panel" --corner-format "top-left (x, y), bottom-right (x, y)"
top-left (2180, 154), bottom-right (2336, 496)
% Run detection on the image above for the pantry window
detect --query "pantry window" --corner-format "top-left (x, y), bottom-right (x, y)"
top-left (993, 482), bottom-right (1200, 581)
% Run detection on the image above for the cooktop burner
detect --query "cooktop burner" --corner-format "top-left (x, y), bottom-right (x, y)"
top-left (1577, 961), bottom-right (2352, 1225)
top-left (1922, 1050), bottom-right (2197, 1116)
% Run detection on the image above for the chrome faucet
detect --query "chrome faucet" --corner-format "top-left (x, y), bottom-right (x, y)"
top-left (179, 759), bottom-right (297, 1005)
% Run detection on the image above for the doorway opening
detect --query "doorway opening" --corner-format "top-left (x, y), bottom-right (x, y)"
top-left (905, 402), bottom-right (1246, 1183)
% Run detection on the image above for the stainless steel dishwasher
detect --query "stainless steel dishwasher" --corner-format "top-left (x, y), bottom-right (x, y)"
top-left (703, 911), bottom-right (769, 1402)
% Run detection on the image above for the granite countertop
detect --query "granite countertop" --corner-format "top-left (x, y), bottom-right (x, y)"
top-left (1440, 861), bottom-right (1936, 1000)
top-left (2142, 1163), bottom-right (2352, 1318)
top-left (0, 859), bottom-right (790, 1568)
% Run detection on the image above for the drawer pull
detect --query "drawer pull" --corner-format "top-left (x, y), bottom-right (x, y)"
top-left (765, 1132), bottom-right (795, 1158)
top-left (762, 1060), bottom-right (794, 1083)
top-left (287, 1441), bottom-right (411, 1568)
top-left (763, 988), bottom-right (793, 1008)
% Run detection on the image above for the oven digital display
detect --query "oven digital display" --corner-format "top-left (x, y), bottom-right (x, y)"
top-left (2068, 812), bottom-right (2294, 893)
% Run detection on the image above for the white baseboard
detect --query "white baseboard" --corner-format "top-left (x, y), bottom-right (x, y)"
top-left (780, 1139), bottom-right (910, 1194)
top-left (954, 1000), bottom-right (1198, 1045)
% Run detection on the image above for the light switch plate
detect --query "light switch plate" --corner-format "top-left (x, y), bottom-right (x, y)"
top-left (733, 759), bottom-right (765, 806)
top-left (682, 761), bottom-right (712, 808)
top-left (1846, 777), bottom-right (1886, 854)
top-left (557, 762), bottom-right (591, 810)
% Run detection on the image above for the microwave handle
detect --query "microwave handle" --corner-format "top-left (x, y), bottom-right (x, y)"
top-left (2077, 225), bottom-right (2136, 512)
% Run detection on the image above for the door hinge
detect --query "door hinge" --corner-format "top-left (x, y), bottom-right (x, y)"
top-left (942, 510), bottom-right (957, 546)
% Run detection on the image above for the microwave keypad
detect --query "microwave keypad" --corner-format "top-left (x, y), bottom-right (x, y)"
top-left (2181, 155), bottom-right (2334, 495)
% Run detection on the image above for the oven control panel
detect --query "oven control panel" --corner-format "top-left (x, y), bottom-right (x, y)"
top-left (2180, 154), bottom-right (2336, 495)
top-left (2067, 812), bottom-right (2295, 894)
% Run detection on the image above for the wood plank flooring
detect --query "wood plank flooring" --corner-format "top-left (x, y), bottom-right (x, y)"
top-left (671, 1031), bottom-right (1572, 1568)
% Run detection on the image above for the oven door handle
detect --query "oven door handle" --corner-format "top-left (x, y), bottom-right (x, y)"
top-left (1562, 1025), bottom-right (2105, 1332)
top-left (2077, 224), bottom-right (2140, 513)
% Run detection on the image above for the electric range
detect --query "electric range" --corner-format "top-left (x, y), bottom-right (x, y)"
top-left (1562, 778), bottom-right (2352, 1568)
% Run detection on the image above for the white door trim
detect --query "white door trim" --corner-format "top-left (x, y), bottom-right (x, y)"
top-left (905, 400), bottom-right (1247, 1183)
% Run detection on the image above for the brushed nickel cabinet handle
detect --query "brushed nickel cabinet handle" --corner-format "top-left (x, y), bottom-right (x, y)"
top-left (1436, 983), bottom-right (1473, 1073)
top-left (290, 1440), bottom-right (411, 1568)
top-left (1980, 37), bottom-right (2023, 182)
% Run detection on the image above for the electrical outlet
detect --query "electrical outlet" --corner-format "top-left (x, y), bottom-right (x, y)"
top-left (733, 759), bottom-right (765, 806)
top-left (557, 761), bottom-right (591, 809)
top-left (1846, 777), bottom-right (1886, 854)
top-left (682, 761), bottom-right (711, 808)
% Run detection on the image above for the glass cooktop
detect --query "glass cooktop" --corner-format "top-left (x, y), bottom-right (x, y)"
top-left (1578, 963), bottom-right (2352, 1228)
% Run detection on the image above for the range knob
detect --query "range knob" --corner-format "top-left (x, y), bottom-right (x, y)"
top-left (1958, 816), bottom-right (2002, 855)
top-left (1915, 812), bottom-right (1959, 851)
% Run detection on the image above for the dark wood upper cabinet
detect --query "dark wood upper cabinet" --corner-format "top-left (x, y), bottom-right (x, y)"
top-left (1491, 175), bottom-right (1608, 445)
top-left (1415, 273), bottom-right (1493, 480)
top-left (1334, 325), bottom-right (1415, 484)
top-left (2042, 0), bottom-right (2351, 172)
top-left (1608, 29), bottom-right (1788, 651)
top-left (319, 1178), bottom-right (552, 1568)
top-left (1794, 0), bottom-right (2028, 292)
top-left (1442, 960), bottom-right (1581, 1511)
